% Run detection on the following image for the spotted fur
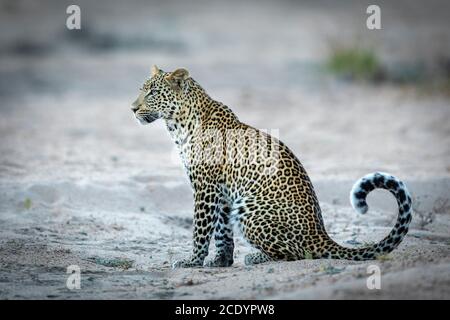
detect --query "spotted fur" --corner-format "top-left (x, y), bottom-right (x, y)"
top-left (132, 66), bottom-right (413, 267)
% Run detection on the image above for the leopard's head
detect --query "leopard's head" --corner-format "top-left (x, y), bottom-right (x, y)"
top-left (131, 65), bottom-right (190, 125)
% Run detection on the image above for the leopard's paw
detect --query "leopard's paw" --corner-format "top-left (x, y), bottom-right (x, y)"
top-left (244, 252), bottom-right (272, 265)
top-left (204, 255), bottom-right (234, 268)
top-left (172, 257), bottom-right (203, 269)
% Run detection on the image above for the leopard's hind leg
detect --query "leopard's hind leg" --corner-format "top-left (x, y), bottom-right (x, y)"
top-left (244, 252), bottom-right (272, 265)
top-left (232, 197), bottom-right (316, 263)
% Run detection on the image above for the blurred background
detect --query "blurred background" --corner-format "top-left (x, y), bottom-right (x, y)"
top-left (0, 0), bottom-right (449, 299)
top-left (1, 0), bottom-right (449, 181)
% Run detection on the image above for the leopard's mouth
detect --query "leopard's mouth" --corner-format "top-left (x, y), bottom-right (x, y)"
top-left (136, 113), bottom-right (158, 125)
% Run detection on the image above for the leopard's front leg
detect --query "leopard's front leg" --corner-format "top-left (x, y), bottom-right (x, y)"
top-left (172, 185), bottom-right (218, 268)
top-left (204, 201), bottom-right (234, 267)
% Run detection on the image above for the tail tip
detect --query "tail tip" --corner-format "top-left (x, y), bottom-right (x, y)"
top-left (350, 178), bottom-right (370, 215)
top-left (355, 204), bottom-right (369, 214)
top-left (351, 194), bottom-right (369, 214)
top-left (350, 171), bottom-right (408, 215)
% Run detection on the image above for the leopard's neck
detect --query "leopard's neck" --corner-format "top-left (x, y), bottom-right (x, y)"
top-left (163, 89), bottom-right (240, 173)
top-left (164, 93), bottom-right (218, 150)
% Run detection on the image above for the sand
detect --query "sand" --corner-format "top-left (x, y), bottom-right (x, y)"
top-left (0, 0), bottom-right (449, 299)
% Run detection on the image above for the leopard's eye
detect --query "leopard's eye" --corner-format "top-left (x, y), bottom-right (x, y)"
top-left (145, 89), bottom-right (159, 97)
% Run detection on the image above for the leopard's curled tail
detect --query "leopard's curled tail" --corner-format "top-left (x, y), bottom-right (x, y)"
top-left (323, 172), bottom-right (412, 260)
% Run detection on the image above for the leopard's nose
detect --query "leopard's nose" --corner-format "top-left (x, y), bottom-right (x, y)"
top-left (131, 106), bottom-right (139, 113)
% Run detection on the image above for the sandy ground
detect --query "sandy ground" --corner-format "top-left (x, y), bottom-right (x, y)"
top-left (0, 0), bottom-right (450, 299)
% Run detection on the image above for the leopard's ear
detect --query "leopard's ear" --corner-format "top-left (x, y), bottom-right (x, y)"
top-left (165, 68), bottom-right (189, 91)
top-left (151, 65), bottom-right (163, 77)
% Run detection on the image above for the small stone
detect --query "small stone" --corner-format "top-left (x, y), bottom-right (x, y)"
top-left (185, 279), bottom-right (194, 286)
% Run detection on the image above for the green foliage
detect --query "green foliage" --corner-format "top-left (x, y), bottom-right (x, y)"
top-left (376, 254), bottom-right (392, 261)
top-left (303, 250), bottom-right (313, 260)
top-left (326, 47), bottom-right (381, 81)
top-left (24, 198), bottom-right (32, 210)
top-left (319, 264), bottom-right (344, 275)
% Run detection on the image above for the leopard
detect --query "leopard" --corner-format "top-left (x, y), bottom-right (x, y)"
top-left (131, 65), bottom-right (413, 268)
